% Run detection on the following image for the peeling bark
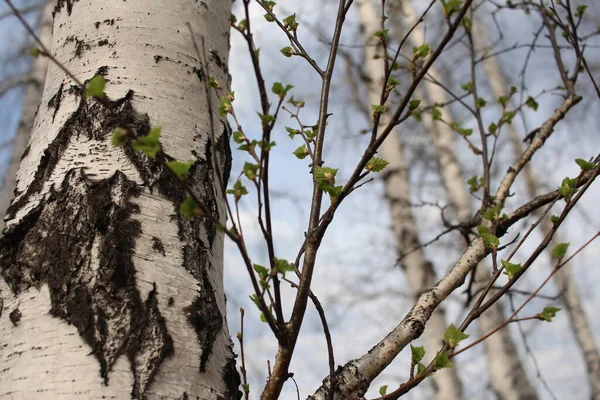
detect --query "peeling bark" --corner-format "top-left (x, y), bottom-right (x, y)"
top-left (0, 1), bottom-right (240, 399)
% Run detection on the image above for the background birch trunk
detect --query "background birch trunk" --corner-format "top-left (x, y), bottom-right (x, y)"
top-left (398, 3), bottom-right (539, 399)
top-left (0, 0), bottom-right (52, 233)
top-left (474, 20), bottom-right (600, 399)
top-left (0, 1), bottom-right (240, 399)
top-left (357, 2), bottom-right (464, 399)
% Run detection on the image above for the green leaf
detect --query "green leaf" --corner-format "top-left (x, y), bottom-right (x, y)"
top-left (575, 158), bottom-right (595, 171)
top-left (433, 351), bottom-right (453, 370)
top-left (249, 294), bottom-right (260, 307)
top-left (461, 81), bottom-right (473, 92)
top-left (559, 177), bottom-right (578, 201)
top-left (501, 259), bottom-right (522, 279)
top-left (288, 95), bottom-right (305, 107)
top-left (387, 77), bottom-right (400, 89)
top-left (280, 46), bottom-right (294, 57)
top-left (432, 108), bottom-right (442, 121)
top-left (477, 225), bottom-right (499, 249)
top-left (575, 5), bottom-right (587, 18)
top-left (264, 13), bottom-right (275, 22)
top-left (243, 162), bottom-right (259, 180)
top-left (371, 104), bottom-right (386, 115)
top-left (218, 92), bottom-right (235, 116)
top-left (550, 214), bottom-right (559, 223)
top-left (28, 47), bottom-right (39, 58)
top-left (283, 13), bottom-right (298, 31)
top-left (483, 204), bottom-right (502, 221)
top-left (410, 345), bottom-right (425, 364)
top-left (525, 96), bottom-right (539, 111)
top-left (417, 362), bottom-right (428, 376)
top-left (293, 145), bottom-right (310, 160)
top-left (551, 243), bottom-right (569, 259)
top-left (314, 167), bottom-right (338, 190)
top-left (132, 126), bottom-right (162, 158)
top-left (263, 1), bottom-right (277, 11)
top-left (497, 95), bottom-right (509, 107)
top-left (259, 312), bottom-right (267, 323)
top-left (365, 157), bottom-right (389, 172)
top-left (253, 264), bottom-right (269, 279)
top-left (467, 175), bottom-right (483, 193)
top-left (412, 109), bottom-right (422, 121)
top-left (537, 306), bottom-right (561, 322)
top-left (409, 99), bottom-right (421, 110)
top-left (444, 324), bottom-right (469, 349)
top-left (500, 111), bottom-right (516, 125)
top-left (323, 185), bottom-right (344, 199)
top-left (233, 131), bottom-right (246, 144)
top-left (227, 180), bottom-right (249, 201)
top-left (180, 196), bottom-right (201, 218)
top-left (412, 43), bottom-right (430, 58)
top-left (373, 29), bottom-right (389, 39)
top-left (272, 82), bottom-right (294, 96)
top-left (379, 385), bottom-right (388, 396)
top-left (274, 258), bottom-right (294, 275)
top-left (166, 160), bottom-right (193, 179)
top-left (112, 127), bottom-right (127, 147)
top-left (488, 122), bottom-right (497, 135)
top-left (85, 75), bottom-right (106, 98)
top-left (257, 112), bottom-right (275, 124)
top-left (476, 97), bottom-right (487, 108)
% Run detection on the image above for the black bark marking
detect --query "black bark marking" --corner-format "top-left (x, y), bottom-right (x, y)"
top-left (151, 236), bottom-right (166, 256)
top-left (183, 270), bottom-right (222, 372)
top-left (47, 82), bottom-right (64, 123)
top-left (221, 347), bottom-right (243, 400)
top-left (0, 170), bottom-right (173, 396)
top-left (54, 0), bottom-right (78, 16)
top-left (6, 88), bottom-right (145, 224)
top-left (9, 307), bottom-right (21, 326)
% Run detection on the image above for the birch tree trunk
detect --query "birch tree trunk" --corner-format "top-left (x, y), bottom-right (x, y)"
top-left (0, 0), bottom-right (53, 233)
top-left (357, 2), bottom-right (464, 399)
top-left (399, 3), bottom-right (538, 399)
top-left (474, 20), bottom-right (600, 399)
top-left (0, 1), bottom-right (240, 399)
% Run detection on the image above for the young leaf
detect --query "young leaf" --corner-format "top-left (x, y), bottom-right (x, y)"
top-left (444, 324), bottom-right (469, 349)
top-left (371, 104), bottom-right (386, 115)
top-left (432, 108), bottom-right (442, 121)
top-left (373, 29), bottom-right (389, 39)
top-left (537, 306), bottom-right (561, 322)
top-left (166, 160), bottom-right (193, 179)
top-left (379, 385), bottom-right (388, 396)
top-left (233, 131), bottom-right (246, 144)
top-left (551, 243), bottom-right (570, 259)
top-left (461, 81), bottom-right (473, 92)
top-left (180, 196), bottom-right (201, 218)
top-left (283, 13), bottom-right (299, 31)
top-left (433, 351), bottom-right (453, 370)
top-left (409, 99), bottom-right (421, 110)
top-left (365, 157), bottom-right (389, 172)
top-left (575, 158), bottom-right (595, 171)
top-left (218, 92), bottom-right (235, 116)
top-left (85, 75), bottom-right (106, 98)
top-left (293, 145), bottom-right (310, 160)
top-left (477, 225), bottom-right (499, 249)
top-left (274, 258), bottom-right (294, 275)
top-left (280, 46), bottom-right (294, 57)
top-left (501, 259), bottom-right (522, 279)
top-left (132, 126), bottom-right (162, 158)
top-left (227, 180), bottom-right (249, 201)
top-left (314, 167), bottom-right (338, 190)
top-left (243, 162), bottom-right (259, 180)
top-left (253, 264), bottom-right (269, 279)
top-left (28, 47), bottom-right (40, 58)
top-left (559, 177), bottom-right (577, 201)
top-left (525, 96), bottom-right (539, 111)
top-left (410, 345), bottom-right (425, 364)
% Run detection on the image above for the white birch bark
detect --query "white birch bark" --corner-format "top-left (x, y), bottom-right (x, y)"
top-left (0, 1), bottom-right (240, 399)
top-left (474, 20), bottom-right (600, 399)
top-left (356, 2), bottom-right (464, 399)
top-left (0, 0), bottom-right (53, 233)
top-left (399, 3), bottom-right (539, 399)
